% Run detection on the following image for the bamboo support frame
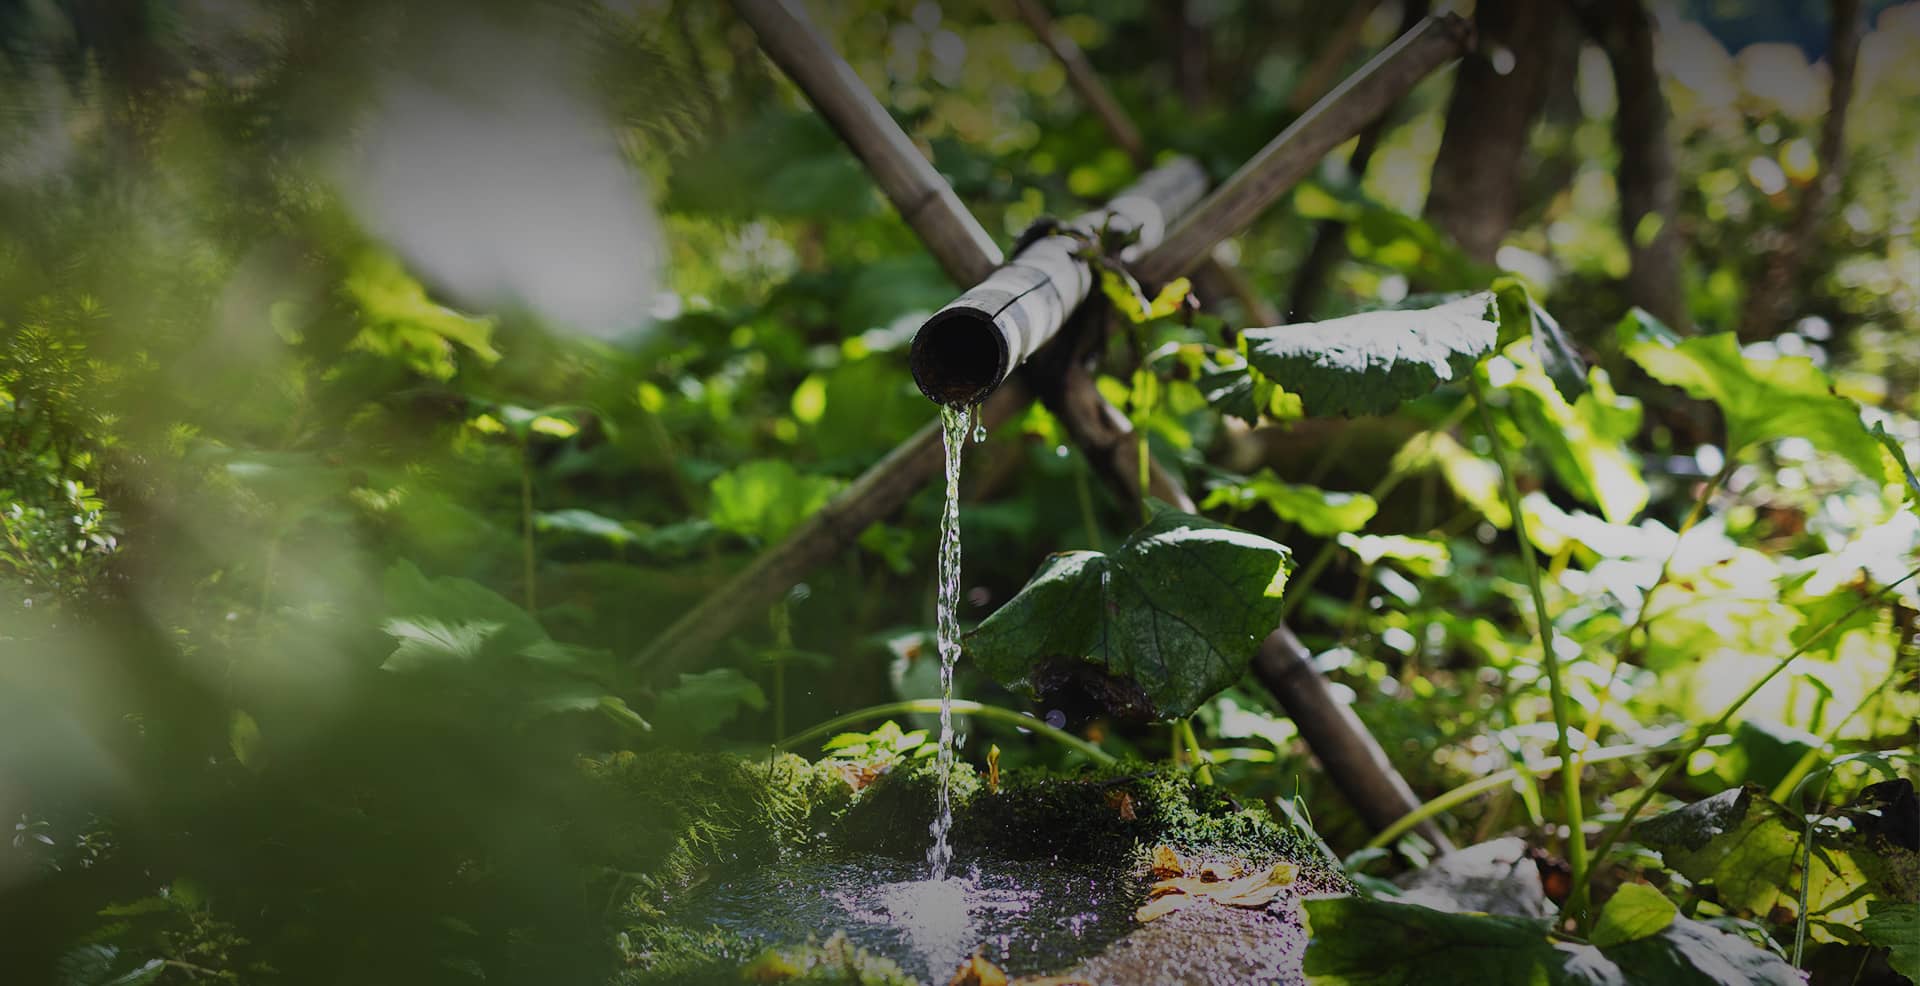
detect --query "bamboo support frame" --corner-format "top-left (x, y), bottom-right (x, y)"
top-left (1010, 0), bottom-right (1278, 326)
top-left (649, 0), bottom-right (1462, 849)
top-left (909, 157), bottom-right (1208, 406)
top-left (1134, 13), bottom-right (1473, 287)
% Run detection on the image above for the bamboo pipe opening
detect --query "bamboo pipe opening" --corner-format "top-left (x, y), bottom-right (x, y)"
top-left (909, 304), bottom-right (1009, 407)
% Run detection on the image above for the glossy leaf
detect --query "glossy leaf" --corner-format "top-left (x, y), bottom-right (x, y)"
top-left (965, 508), bottom-right (1291, 720)
top-left (1241, 293), bottom-right (1499, 417)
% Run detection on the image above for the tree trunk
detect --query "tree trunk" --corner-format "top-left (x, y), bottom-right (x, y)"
top-left (1422, 0), bottom-right (1566, 266)
top-left (1577, 0), bottom-right (1690, 331)
top-left (1737, 0), bottom-right (1864, 340)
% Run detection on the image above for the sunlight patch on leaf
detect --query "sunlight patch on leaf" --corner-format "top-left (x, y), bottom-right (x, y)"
top-left (1202, 471), bottom-right (1378, 537)
top-left (1240, 292), bottom-right (1499, 418)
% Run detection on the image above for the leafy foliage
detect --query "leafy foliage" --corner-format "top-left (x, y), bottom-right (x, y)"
top-left (1301, 896), bottom-right (1800, 985)
top-left (966, 508), bottom-right (1291, 719)
top-left (1240, 293), bottom-right (1499, 417)
top-left (1620, 317), bottom-right (1887, 483)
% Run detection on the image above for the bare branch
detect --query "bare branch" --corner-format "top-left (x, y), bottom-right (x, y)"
top-left (1135, 14), bottom-right (1473, 287)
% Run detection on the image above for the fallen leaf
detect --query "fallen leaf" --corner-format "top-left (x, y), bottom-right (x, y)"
top-left (1200, 860), bottom-right (1239, 882)
top-left (986, 744), bottom-right (1002, 794)
top-left (1150, 845), bottom-right (1186, 879)
top-left (1106, 789), bottom-right (1137, 821)
top-left (947, 951), bottom-right (1009, 986)
top-left (1135, 894), bottom-right (1194, 923)
top-left (1150, 877), bottom-right (1216, 898)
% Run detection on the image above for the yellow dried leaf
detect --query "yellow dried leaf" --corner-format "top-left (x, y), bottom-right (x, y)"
top-left (1199, 860), bottom-right (1239, 882)
top-left (986, 743), bottom-right (1001, 793)
top-left (1150, 877), bottom-right (1214, 898)
top-left (1149, 845), bottom-right (1185, 879)
top-left (946, 951), bottom-right (1009, 986)
top-left (1105, 789), bottom-right (1136, 820)
top-left (1135, 893), bottom-right (1192, 923)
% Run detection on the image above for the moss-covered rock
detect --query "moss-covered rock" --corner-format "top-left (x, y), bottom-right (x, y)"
top-left (578, 751), bottom-right (852, 911)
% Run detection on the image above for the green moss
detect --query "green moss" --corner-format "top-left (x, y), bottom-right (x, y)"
top-left (612, 922), bottom-right (765, 985)
top-left (829, 755), bottom-right (982, 856)
top-left (578, 751), bottom-right (851, 909)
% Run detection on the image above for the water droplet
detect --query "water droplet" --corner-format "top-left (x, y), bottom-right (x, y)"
top-left (973, 422), bottom-right (987, 443)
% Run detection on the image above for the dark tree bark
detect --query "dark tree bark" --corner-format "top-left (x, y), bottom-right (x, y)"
top-left (1422, 0), bottom-right (1567, 266)
top-left (1575, 0), bottom-right (1690, 332)
top-left (1737, 0), bottom-right (1864, 340)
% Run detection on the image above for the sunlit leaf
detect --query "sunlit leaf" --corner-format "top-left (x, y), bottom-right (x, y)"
top-left (966, 508), bottom-right (1291, 720)
top-left (1637, 786), bottom-right (1917, 940)
top-left (1590, 883), bottom-right (1678, 949)
top-left (1873, 422), bottom-right (1920, 512)
top-left (1336, 533), bottom-right (1450, 578)
top-left (1392, 431), bottom-right (1511, 528)
top-left (1622, 324), bottom-right (1887, 484)
top-left (1240, 293), bottom-right (1499, 417)
top-left (1501, 350), bottom-right (1648, 524)
top-left (1202, 471), bottom-right (1378, 537)
top-left (708, 460), bottom-right (843, 543)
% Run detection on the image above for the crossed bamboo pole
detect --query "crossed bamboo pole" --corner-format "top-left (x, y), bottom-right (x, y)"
top-left (642, 0), bottom-right (1467, 848)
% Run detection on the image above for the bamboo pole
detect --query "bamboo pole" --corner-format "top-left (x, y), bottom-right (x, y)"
top-left (658, 0), bottom-right (1450, 850)
top-left (1009, 0), bottom-right (1278, 325)
top-left (730, 0), bottom-right (1000, 285)
top-left (910, 158), bottom-right (1209, 406)
top-left (1134, 13), bottom-right (1472, 287)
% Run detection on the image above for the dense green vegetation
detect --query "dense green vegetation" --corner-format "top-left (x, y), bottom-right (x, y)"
top-left (3, 0), bottom-right (1918, 983)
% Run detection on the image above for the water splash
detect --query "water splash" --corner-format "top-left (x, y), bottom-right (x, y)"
top-left (929, 402), bottom-right (974, 881)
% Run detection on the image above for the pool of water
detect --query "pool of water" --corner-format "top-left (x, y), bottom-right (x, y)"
top-left (666, 854), bottom-right (1146, 982)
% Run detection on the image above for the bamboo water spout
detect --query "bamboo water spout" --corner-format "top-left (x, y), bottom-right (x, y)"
top-left (908, 158), bottom-right (1208, 407)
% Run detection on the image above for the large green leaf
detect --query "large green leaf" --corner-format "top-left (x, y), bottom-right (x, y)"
top-left (1621, 322), bottom-right (1887, 484)
top-left (1240, 293), bottom-right (1499, 417)
top-left (964, 508), bottom-right (1291, 720)
top-left (1860, 900), bottom-right (1919, 982)
top-left (1590, 883), bottom-right (1678, 948)
top-left (1502, 353), bottom-right (1648, 524)
top-left (1302, 896), bottom-right (1800, 985)
top-left (1201, 470), bottom-right (1378, 537)
top-left (1637, 786), bottom-right (1917, 941)
top-left (380, 560), bottom-right (547, 666)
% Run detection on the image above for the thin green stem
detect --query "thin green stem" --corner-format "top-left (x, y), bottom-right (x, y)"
top-left (778, 699), bottom-right (1117, 765)
top-left (1770, 631), bottom-right (1910, 803)
top-left (1578, 563), bottom-right (1920, 914)
top-left (1471, 376), bottom-right (1588, 921)
top-left (1175, 717), bottom-right (1214, 784)
top-left (1365, 735), bottom-right (1723, 851)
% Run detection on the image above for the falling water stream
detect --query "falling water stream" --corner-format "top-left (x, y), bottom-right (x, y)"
top-left (928, 402), bottom-right (977, 882)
